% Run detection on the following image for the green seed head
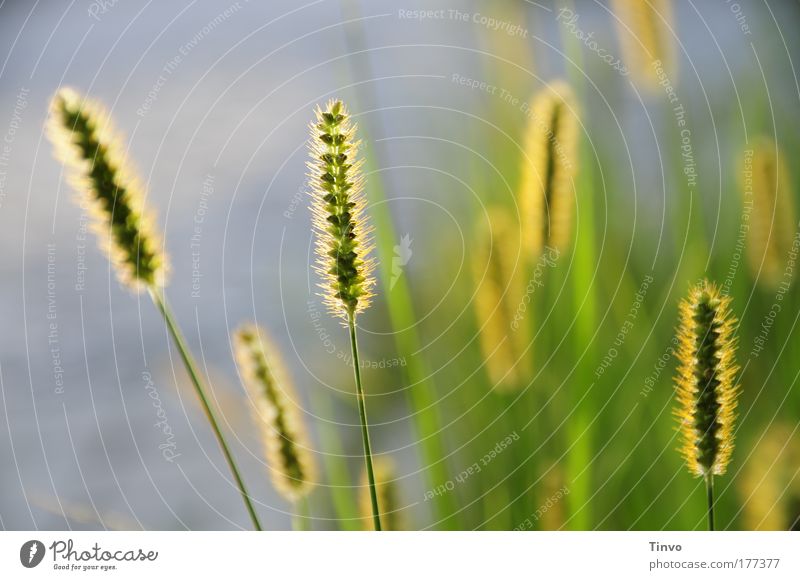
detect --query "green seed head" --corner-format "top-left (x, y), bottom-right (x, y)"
top-left (308, 100), bottom-right (375, 321)
top-left (674, 280), bottom-right (739, 477)
top-left (234, 323), bottom-right (316, 501)
top-left (518, 81), bottom-right (579, 257)
top-left (46, 88), bottom-right (168, 290)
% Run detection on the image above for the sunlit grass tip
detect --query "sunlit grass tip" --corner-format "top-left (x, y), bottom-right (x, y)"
top-left (308, 99), bottom-right (375, 322)
top-left (674, 279), bottom-right (739, 478)
top-left (518, 81), bottom-right (579, 257)
top-left (472, 207), bottom-right (532, 391)
top-left (743, 137), bottom-right (797, 289)
top-left (234, 323), bottom-right (317, 502)
top-left (611, 0), bottom-right (676, 90)
top-left (46, 87), bottom-right (168, 290)
top-left (307, 98), bottom-right (382, 529)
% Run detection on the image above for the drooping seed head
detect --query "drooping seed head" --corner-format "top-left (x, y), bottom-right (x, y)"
top-left (611, 0), bottom-right (676, 91)
top-left (740, 423), bottom-right (800, 530)
top-left (674, 280), bottom-right (739, 477)
top-left (359, 456), bottom-right (404, 531)
top-left (46, 88), bottom-right (168, 290)
top-left (308, 100), bottom-right (375, 322)
top-left (744, 138), bottom-right (796, 289)
top-left (518, 81), bottom-right (579, 257)
top-left (234, 323), bottom-right (316, 501)
top-left (472, 207), bottom-right (532, 391)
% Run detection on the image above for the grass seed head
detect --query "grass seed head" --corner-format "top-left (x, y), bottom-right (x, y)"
top-left (744, 137), bottom-right (797, 289)
top-left (611, 0), bottom-right (676, 91)
top-left (674, 280), bottom-right (739, 477)
top-left (234, 323), bottom-right (316, 501)
top-left (46, 88), bottom-right (168, 290)
top-left (519, 81), bottom-right (579, 257)
top-left (472, 207), bottom-right (532, 391)
top-left (308, 99), bottom-right (375, 322)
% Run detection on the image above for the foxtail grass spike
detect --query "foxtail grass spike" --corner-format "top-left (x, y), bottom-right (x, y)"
top-left (47, 88), bottom-right (261, 530)
top-left (47, 87), bottom-right (167, 290)
top-left (308, 99), bottom-right (375, 322)
top-left (519, 81), bottom-right (579, 256)
top-left (234, 324), bottom-right (317, 502)
top-left (674, 280), bottom-right (738, 530)
top-left (611, 0), bottom-right (676, 91)
top-left (744, 138), bottom-right (797, 289)
top-left (675, 280), bottom-right (739, 477)
top-left (472, 207), bottom-right (532, 391)
top-left (359, 456), bottom-right (405, 531)
top-left (308, 99), bottom-right (382, 530)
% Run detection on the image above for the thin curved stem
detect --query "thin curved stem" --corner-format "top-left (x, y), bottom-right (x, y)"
top-left (348, 312), bottom-right (382, 531)
top-left (705, 474), bottom-right (715, 531)
top-left (149, 287), bottom-right (262, 531)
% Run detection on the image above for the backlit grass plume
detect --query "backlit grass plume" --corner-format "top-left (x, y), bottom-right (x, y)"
top-left (234, 323), bottom-right (316, 502)
top-left (611, 0), bottom-right (675, 91)
top-left (744, 138), bottom-right (797, 289)
top-left (518, 81), bottom-right (579, 256)
top-left (359, 456), bottom-right (405, 531)
top-left (47, 88), bottom-right (167, 289)
top-left (740, 423), bottom-right (800, 530)
top-left (674, 279), bottom-right (739, 530)
top-left (308, 99), bottom-right (381, 530)
top-left (472, 207), bottom-right (531, 391)
top-left (46, 88), bottom-right (261, 530)
top-left (308, 99), bottom-right (375, 321)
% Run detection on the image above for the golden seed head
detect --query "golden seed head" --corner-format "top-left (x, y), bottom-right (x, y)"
top-left (360, 456), bottom-right (405, 531)
top-left (472, 207), bottom-right (532, 391)
top-left (46, 88), bottom-right (168, 290)
top-left (674, 280), bottom-right (739, 477)
top-left (611, 0), bottom-right (676, 91)
top-left (744, 137), bottom-right (797, 289)
top-left (308, 99), bottom-right (375, 322)
top-left (740, 423), bottom-right (800, 530)
top-left (233, 323), bottom-right (316, 501)
top-left (538, 468), bottom-right (569, 531)
top-left (518, 81), bottom-right (579, 257)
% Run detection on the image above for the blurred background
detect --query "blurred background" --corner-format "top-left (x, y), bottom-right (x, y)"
top-left (1, 0), bottom-right (799, 531)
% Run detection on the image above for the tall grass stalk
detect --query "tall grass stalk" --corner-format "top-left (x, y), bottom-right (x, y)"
top-left (675, 280), bottom-right (739, 531)
top-left (308, 99), bottom-right (381, 530)
top-left (47, 88), bottom-right (262, 531)
top-left (348, 313), bottom-right (381, 530)
top-left (339, 6), bottom-right (460, 527)
top-left (153, 291), bottom-right (262, 530)
top-left (558, 9), bottom-right (595, 528)
top-left (705, 474), bottom-right (715, 531)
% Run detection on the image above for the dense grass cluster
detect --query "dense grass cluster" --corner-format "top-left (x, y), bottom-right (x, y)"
top-left (42, 1), bottom-right (799, 532)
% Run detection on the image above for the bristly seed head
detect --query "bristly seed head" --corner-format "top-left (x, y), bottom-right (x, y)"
top-left (611, 0), bottom-right (676, 91)
top-left (308, 99), bottom-right (375, 322)
top-left (234, 323), bottom-right (316, 501)
top-left (744, 137), bottom-right (796, 289)
top-left (472, 207), bottom-right (532, 391)
top-left (46, 88), bottom-right (168, 290)
top-left (518, 81), bottom-right (579, 257)
top-left (674, 280), bottom-right (739, 477)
